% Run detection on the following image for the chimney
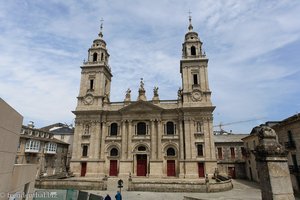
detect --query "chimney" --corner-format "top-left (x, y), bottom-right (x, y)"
top-left (28, 121), bottom-right (34, 128)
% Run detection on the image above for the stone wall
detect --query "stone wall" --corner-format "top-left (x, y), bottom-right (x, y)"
top-left (128, 179), bottom-right (232, 193)
top-left (35, 179), bottom-right (107, 190)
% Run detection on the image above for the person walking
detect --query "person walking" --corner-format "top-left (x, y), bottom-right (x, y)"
top-left (104, 194), bottom-right (111, 200)
top-left (115, 191), bottom-right (122, 200)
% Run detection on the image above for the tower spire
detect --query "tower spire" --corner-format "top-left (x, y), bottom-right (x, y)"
top-left (188, 10), bottom-right (193, 31)
top-left (99, 18), bottom-right (104, 38)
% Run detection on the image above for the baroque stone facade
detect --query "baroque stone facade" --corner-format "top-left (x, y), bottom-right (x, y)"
top-left (70, 18), bottom-right (217, 179)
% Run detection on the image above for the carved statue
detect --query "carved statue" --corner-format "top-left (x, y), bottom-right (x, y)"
top-left (153, 86), bottom-right (159, 97)
top-left (139, 78), bottom-right (145, 91)
top-left (177, 87), bottom-right (182, 98)
top-left (126, 88), bottom-right (131, 98)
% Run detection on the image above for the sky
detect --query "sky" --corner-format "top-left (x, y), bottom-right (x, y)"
top-left (0, 0), bottom-right (299, 133)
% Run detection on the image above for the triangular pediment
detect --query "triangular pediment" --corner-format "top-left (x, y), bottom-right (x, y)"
top-left (119, 101), bottom-right (163, 113)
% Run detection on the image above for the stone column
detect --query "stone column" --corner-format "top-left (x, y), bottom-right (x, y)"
top-left (253, 125), bottom-right (295, 200)
top-left (94, 121), bottom-right (101, 159)
top-left (121, 120), bottom-right (127, 160)
top-left (127, 120), bottom-right (132, 159)
top-left (157, 120), bottom-right (163, 159)
top-left (100, 122), bottom-right (106, 160)
top-left (184, 118), bottom-right (191, 159)
top-left (150, 119), bottom-right (156, 160)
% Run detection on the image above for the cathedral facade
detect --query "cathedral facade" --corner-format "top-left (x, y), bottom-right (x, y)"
top-left (70, 18), bottom-right (217, 179)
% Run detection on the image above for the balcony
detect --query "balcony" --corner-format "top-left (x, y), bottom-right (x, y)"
top-left (25, 148), bottom-right (39, 153)
top-left (44, 149), bottom-right (56, 154)
top-left (285, 141), bottom-right (296, 150)
top-left (162, 134), bottom-right (179, 140)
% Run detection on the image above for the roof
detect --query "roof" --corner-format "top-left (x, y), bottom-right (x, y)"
top-left (214, 134), bottom-right (248, 143)
top-left (50, 126), bottom-right (74, 135)
top-left (40, 122), bottom-right (74, 135)
top-left (40, 123), bottom-right (66, 131)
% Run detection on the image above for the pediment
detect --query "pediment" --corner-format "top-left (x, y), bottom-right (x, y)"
top-left (119, 101), bottom-right (163, 113)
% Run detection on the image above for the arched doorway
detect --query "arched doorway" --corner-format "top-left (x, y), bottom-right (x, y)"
top-left (109, 148), bottom-right (119, 176)
top-left (166, 147), bottom-right (176, 177)
top-left (136, 145), bottom-right (148, 176)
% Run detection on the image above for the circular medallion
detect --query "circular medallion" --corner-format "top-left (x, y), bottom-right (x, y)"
top-left (191, 90), bottom-right (202, 102)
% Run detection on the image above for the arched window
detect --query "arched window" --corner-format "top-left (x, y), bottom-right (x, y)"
top-left (167, 147), bottom-right (176, 156)
top-left (137, 122), bottom-right (146, 135)
top-left (110, 148), bottom-right (118, 156)
top-left (166, 122), bottom-right (174, 135)
top-left (110, 123), bottom-right (118, 136)
top-left (138, 146), bottom-right (146, 151)
top-left (191, 46), bottom-right (196, 56)
top-left (93, 52), bottom-right (98, 61)
top-left (101, 53), bottom-right (104, 61)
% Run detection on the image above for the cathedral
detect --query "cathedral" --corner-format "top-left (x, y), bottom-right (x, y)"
top-left (70, 17), bottom-right (217, 179)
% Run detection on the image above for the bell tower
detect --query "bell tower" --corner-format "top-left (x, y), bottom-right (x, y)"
top-left (76, 21), bottom-right (112, 110)
top-left (180, 16), bottom-right (212, 107)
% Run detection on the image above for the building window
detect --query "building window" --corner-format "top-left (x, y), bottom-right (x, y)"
top-left (90, 79), bottom-right (94, 90)
top-left (82, 145), bottom-right (88, 157)
top-left (191, 46), bottom-right (196, 55)
top-left (110, 148), bottom-right (118, 156)
top-left (230, 147), bottom-right (235, 159)
top-left (197, 144), bottom-right (203, 156)
top-left (193, 74), bottom-right (198, 85)
top-left (253, 140), bottom-right (256, 149)
top-left (241, 147), bottom-right (246, 158)
top-left (45, 143), bottom-right (57, 153)
top-left (167, 147), bottom-right (176, 156)
top-left (110, 123), bottom-right (118, 136)
top-left (93, 52), bottom-right (97, 61)
top-left (137, 122), bottom-right (146, 135)
top-left (25, 140), bottom-right (40, 153)
top-left (217, 147), bottom-right (223, 159)
top-left (138, 146), bottom-right (146, 151)
top-left (166, 121), bottom-right (175, 135)
top-left (101, 53), bottom-right (104, 61)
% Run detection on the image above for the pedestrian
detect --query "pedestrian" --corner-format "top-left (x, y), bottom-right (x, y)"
top-left (115, 191), bottom-right (122, 200)
top-left (104, 194), bottom-right (111, 200)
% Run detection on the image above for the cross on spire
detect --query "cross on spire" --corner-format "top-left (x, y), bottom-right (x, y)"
top-left (99, 18), bottom-right (104, 38)
top-left (188, 10), bottom-right (193, 31)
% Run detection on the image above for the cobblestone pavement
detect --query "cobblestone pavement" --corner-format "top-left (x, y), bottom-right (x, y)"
top-left (86, 179), bottom-right (290, 200)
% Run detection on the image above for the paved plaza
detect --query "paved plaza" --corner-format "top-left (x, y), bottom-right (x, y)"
top-left (86, 179), bottom-right (299, 200)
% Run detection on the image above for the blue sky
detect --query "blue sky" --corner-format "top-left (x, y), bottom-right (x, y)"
top-left (0, 0), bottom-right (299, 133)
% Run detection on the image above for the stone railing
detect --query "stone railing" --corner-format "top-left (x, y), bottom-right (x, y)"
top-left (128, 178), bottom-right (232, 193)
top-left (35, 178), bottom-right (107, 190)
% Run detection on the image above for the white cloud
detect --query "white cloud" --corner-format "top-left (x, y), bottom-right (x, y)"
top-left (0, 0), bottom-right (299, 132)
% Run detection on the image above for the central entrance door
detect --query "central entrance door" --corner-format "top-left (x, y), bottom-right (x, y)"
top-left (167, 160), bottom-right (176, 176)
top-left (198, 162), bottom-right (205, 177)
top-left (109, 160), bottom-right (118, 176)
top-left (137, 154), bottom-right (147, 176)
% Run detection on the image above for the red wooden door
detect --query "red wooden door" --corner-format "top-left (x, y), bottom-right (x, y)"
top-left (228, 167), bottom-right (236, 179)
top-left (167, 160), bottom-right (176, 176)
top-left (137, 155), bottom-right (147, 176)
top-left (81, 162), bottom-right (87, 177)
top-left (109, 160), bottom-right (118, 176)
top-left (198, 163), bottom-right (205, 177)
